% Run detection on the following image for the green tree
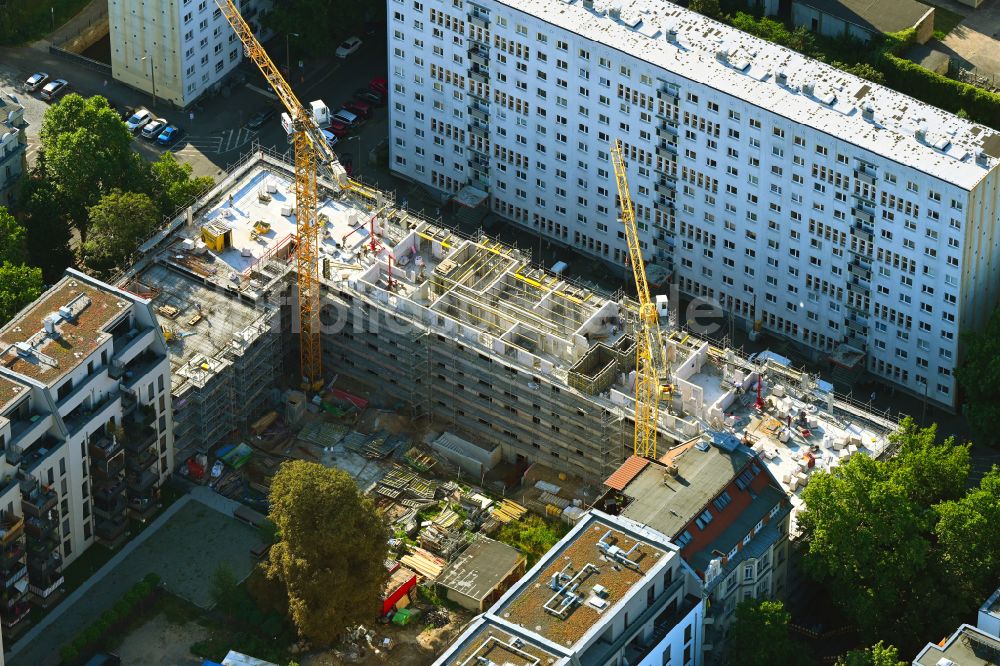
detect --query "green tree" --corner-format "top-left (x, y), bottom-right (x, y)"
top-left (798, 418), bottom-right (977, 651)
top-left (838, 641), bottom-right (906, 666)
top-left (149, 152), bottom-right (214, 217)
top-left (688, 0), bottom-right (722, 19)
top-left (211, 563), bottom-right (241, 619)
top-left (957, 307), bottom-right (1000, 446)
top-left (726, 600), bottom-right (807, 666)
top-left (496, 514), bottom-right (569, 568)
top-left (19, 173), bottom-right (74, 280)
top-left (834, 61), bottom-right (886, 84)
top-left (934, 468), bottom-right (1000, 604)
top-left (0, 206), bottom-right (27, 265)
top-left (0, 263), bottom-right (44, 323)
top-left (83, 190), bottom-right (159, 271)
top-left (39, 94), bottom-right (145, 242)
top-left (264, 460), bottom-right (389, 644)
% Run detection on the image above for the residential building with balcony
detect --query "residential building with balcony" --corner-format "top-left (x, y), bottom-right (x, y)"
top-left (434, 510), bottom-right (704, 666)
top-left (109, 0), bottom-right (275, 108)
top-left (0, 269), bottom-right (174, 613)
top-left (0, 90), bottom-right (26, 208)
top-left (387, 0), bottom-right (1000, 412)
top-left (600, 435), bottom-right (792, 661)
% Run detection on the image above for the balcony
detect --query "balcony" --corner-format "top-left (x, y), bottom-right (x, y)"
top-left (469, 69), bottom-right (488, 85)
top-left (657, 83), bottom-right (679, 102)
top-left (468, 122), bottom-right (488, 139)
top-left (851, 222), bottom-right (874, 244)
top-left (89, 433), bottom-right (123, 460)
top-left (29, 574), bottom-right (64, 604)
top-left (0, 514), bottom-right (24, 546)
top-left (469, 106), bottom-right (488, 123)
top-left (468, 13), bottom-right (488, 29)
top-left (851, 189), bottom-right (876, 206)
top-left (851, 206), bottom-right (874, 225)
top-left (853, 167), bottom-right (876, 185)
top-left (120, 350), bottom-right (166, 391)
top-left (127, 469), bottom-right (158, 493)
top-left (123, 422), bottom-right (157, 453)
top-left (849, 262), bottom-right (872, 281)
top-left (2, 602), bottom-right (30, 628)
top-left (7, 413), bottom-right (52, 455)
top-left (126, 445), bottom-right (158, 474)
top-left (0, 543), bottom-right (24, 569)
top-left (2, 564), bottom-right (27, 590)
top-left (94, 477), bottom-right (127, 506)
top-left (24, 516), bottom-right (56, 542)
top-left (111, 325), bottom-right (155, 368)
top-left (28, 551), bottom-right (61, 578)
top-left (128, 495), bottom-right (159, 521)
top-left (468, 48), bottom-right (488, 68)
top-left (20, 486), bottom-right (56, 520)
top-left (95, 517), bottom-right (127, 546)
top-left (64, 389), bottom-right (120, 436)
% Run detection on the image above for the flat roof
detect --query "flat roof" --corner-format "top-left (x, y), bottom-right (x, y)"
top-left (440, 619), bottom-right (568, 666)
top-left (497, 0), bottom-right (999, 189)
top-left (913, 624), bottom-right (1000, 666)
top-left (0, 275), bottom-right (132, 386)
top-left (495, 515), bottom-right (668, 648)
top-left (439, 537), bottom-right (524, 601)
top-left (797, 0), bottom-right (932, 35)
top-left (619, 442), bottom-right (753, 538)
top-left (124, 262), bottom-right (272, 393)
top-left (0, 375), bottom-right (28, 413)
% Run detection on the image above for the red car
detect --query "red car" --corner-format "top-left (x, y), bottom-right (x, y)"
top-left (342, 100), bottom-right (372, 119)
top-left (327, 120), bottom-right (349, 138)
top-left (369, 77), bottom-right (388, 95)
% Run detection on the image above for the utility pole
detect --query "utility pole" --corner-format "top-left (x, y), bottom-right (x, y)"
top-left (286, 32), bottom-right (299, 78)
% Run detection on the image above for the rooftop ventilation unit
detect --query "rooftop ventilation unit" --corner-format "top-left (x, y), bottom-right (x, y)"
top-left (861, 105), bottom-right (875, 122)
top-left (976, 150), bottom-right (990, 166)
top-left (802, 82), bottom-right (814, 96)
top-left (775, 70), bottom-right (788, 86)
top-left (915, 127), bottom-right (927, 143)
top-left (666, 27), bottom-right (678, 43)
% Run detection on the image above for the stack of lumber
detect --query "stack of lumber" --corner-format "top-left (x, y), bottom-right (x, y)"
top-left (400, 547), bottom-right (446, 581)
top-left (490, 499), bottom-right (527, 524)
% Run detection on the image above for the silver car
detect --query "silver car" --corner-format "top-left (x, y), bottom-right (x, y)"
top-left (24, 72), bottom-right (48, 92)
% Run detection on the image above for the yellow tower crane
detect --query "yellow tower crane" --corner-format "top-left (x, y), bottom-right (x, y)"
top-left (610, 139), bottom-right (672, 459)
top-left (216, 0), bottom-right (348, 391)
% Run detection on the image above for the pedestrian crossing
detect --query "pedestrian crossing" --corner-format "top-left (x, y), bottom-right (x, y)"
top-left (183, 127), bottom-right (258, 154)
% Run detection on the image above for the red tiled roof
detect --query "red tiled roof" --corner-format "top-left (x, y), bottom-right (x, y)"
top-left (604, 455), bottom-right (650, 490)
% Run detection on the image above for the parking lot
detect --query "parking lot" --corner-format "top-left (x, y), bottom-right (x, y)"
top-left (0, 35), bottom-right (390, 180)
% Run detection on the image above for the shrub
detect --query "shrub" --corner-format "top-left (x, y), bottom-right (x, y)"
top-left (143, 572), bottom-right (161, 586)
top-left (59, 645), bottom-right (79, 663)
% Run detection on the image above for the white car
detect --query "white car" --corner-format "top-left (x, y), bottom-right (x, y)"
top-left (125, 109), bottom-right (152, 132)
top-left (321, 129), bottom-right (338, 147)
top-left (335, 36), bottom-right (362, 58)
top-left (24, 72), bottom-right (48, 92)
top-left (141, 118), bottom-right (168, 140)
top-left (40, 79), bottom-right (68, 101)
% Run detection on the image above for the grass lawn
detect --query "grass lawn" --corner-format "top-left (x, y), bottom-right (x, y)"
top-left (0, 0), bottom-right (93, 46)
top-left (925, 3), bottom-right (966, 40)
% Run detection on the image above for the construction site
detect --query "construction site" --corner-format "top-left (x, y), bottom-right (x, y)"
top-left (111, 147), bottom-right (897, 526)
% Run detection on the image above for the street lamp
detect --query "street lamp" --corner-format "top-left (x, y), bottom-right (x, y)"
top-left (286, 32), bottom-right (300, 79)
top-left (141, 55), bottom-right (156, 107)
top-left (347, 134), bottom-right (362, 177)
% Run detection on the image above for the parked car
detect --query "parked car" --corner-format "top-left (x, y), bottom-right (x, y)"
top-left (335, 36), bottom-right (363, 58)
top-left (125, 109), bottom-right (152, 132)
top-left (40, 79), bottom-right (68, 101)
top-left (354, 88), bottom-right (384, 106)
top-left (321, 129), bottom-right (338, 147)
top-left (246, 107), bottom-right (275, 130)
top-left (369, 77), bottom-right (388, 95)
top-left (156, 125), bottom-right (183, 146)
top-left (327, 120), bottom-right (349, 138)
top-left (24, 72), bottom-right (48, 92)
top-left (342, 101), bottom-right (371, 120)
top-left (141, 118), bottom-right (168, 140)
top-left (332, 108), bottom-right (358, 127)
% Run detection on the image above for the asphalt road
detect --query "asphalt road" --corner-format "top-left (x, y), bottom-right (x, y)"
top-left (0, 37), bottom-right (389, 181)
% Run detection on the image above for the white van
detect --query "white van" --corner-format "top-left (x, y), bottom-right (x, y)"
top-left (332, 108), bottom-right (358, 126)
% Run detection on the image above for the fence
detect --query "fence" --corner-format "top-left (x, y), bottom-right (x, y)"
top-left (47, 45), bottom-right (111, 76)
top-left (949, 58), bottom-right (1000, 93)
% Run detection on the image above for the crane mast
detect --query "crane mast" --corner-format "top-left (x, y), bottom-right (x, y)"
top-left (215, 0), bottom-right (345, 390)
top-left (610, 139), bottom-right (671, 459)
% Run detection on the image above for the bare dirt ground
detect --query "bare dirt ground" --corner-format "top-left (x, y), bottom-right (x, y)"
top-left (300, 612), bottom-right (471, 666)
top-left (117, 614), bottom-right (210, 666)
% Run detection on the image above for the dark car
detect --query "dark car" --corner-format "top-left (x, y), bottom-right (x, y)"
top-left (342, 100), bottom-right (371, 119)
top-left (327, 120), bottom-right (349, 138)
top-left (246, 107), bottom-right (276, 130)
top-left (354, 88), bottom-right (385, 106)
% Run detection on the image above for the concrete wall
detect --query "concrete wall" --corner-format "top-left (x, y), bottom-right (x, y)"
top-left (914, 8), bottom-right (936, 45)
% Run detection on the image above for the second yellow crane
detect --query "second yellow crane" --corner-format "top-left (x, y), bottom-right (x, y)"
top-left (610, 139), bottom-right (672, 460)
top-left (216, 0), bottom-right (348, 391)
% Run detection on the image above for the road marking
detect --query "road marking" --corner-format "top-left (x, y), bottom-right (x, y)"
top-left (185, 135), bottom-right (224, 152)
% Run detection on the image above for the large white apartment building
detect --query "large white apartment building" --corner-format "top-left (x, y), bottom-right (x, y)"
top-left (387, 0), bottom-right (1000, 411)
top-left (0, 270), bottom-right (174, 631)
top-left (109, 0), bottom-right (274, 107)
